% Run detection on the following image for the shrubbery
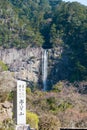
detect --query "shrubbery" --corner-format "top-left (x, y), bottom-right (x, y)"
top-left (7, 91), bottom-right (14, 102)
top-left (0, 92), bottom-right (9, 102)
top-left (26, 87), bottom-right (31, 95)
top-left (0, 61), bottom-right (8, 71)
top-left (26, 111), bottom-right (39, 130)
top-left (57, 101), bottom-right (73, 112)
top-left (52, 81), bottom-right (63, 92)
top-left (39, 114), bottom-right (61, 130)
top-left (0, 119), bottom-right (14, 130)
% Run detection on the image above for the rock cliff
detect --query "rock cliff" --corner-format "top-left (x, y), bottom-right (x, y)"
top-left (0, 46), bottom-right (42, 87)
top-left (0, 45), bottom-right (67, 89)
top-left (0, 44), bottom-right (73, 90)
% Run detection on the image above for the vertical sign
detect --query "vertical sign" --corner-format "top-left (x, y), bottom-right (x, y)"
top-left (17, 80), bottom-right (26, 125)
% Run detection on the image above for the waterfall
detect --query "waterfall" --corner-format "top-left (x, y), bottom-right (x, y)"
top-left (42, 49), bottom-right (48, 91)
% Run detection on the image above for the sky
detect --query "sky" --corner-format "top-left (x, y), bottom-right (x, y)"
top-left (63, 0), bottom-right (87, 6)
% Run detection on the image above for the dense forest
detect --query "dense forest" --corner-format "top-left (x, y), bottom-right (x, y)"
top-left (0, 0), bottom-right (87, 81)
top-left (0, 1), bottom-right (87, 130)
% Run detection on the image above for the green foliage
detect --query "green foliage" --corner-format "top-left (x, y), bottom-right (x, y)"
top-left (0, 0), bottom-right (63, 49)
top-left (57, 101), bottom-right (73, 112)
top-left (47, 96), bottom-right (56, 104)
top-left (46, 96), bottom-right (57, 111)
top-left (46, 95), bottom-right (73, 113)
top-left (0, 0), bottom-right (45, 48)
top-left (0, 61), bottom-right (8, 71)
top-left (51, 1), bottom-right (87, 81)
top-left (26, 111), bottom-right (39, 130)
top-left (26, 87), bottom-right (31, 94)
top-left (7, 91), bottom-right (14, 102)
top-left (52, 81), bottom-right (63, 92)
top-left (0, 0), bottom-right (87, 80)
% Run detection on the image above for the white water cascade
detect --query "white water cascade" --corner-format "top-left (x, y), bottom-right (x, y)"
top-left (42, 49), bottom-right (48, 91)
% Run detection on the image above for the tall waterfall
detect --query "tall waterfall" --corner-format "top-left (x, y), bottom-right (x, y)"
top-left (42, 49), bottom-right (48, 91)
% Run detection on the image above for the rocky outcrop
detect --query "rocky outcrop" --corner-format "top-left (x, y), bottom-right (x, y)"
top-left (0, 71), bottom-right (16, 93)
top-left (0, 44), bottom-right (69, 89)
top-left (0, 45), bottom-right (72, 89)
top-left (46, 45), bottom-right (73, 89)
top-left (0, 101), bottom-right (12, 122)
top-left (0, 46), bottom-right (42, 87)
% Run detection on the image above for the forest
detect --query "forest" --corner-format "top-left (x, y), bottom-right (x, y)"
top-left (0, 1), bottom-right (87, 130)
top-left (0, 0), bottom-right (87, 81)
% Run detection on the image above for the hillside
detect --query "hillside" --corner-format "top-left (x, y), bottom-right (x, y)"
top-left (0, 0), bottom-right (87, 81)
top-left (0, 82), bottom-right (87, 130)
top-left (0, 0), bottom-right (87, 129)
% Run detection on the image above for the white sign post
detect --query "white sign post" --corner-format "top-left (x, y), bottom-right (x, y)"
top-left (17, 80), bottom-right (26, 125)
top-left (15, 80), bottom-right (30, 130)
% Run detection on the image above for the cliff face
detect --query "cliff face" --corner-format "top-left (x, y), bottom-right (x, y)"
top-left (0, 46), bottom-right (64, 89)
top-left (0, 45), bottom-right (87, 92)
top-left (47, 45), bottom-right (72, 88)
top-left (0, 46), bottom-right (42, 87)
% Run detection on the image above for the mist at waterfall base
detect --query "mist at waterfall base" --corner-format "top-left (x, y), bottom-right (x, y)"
top-left (42, 49), bottom-right (48, 91)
